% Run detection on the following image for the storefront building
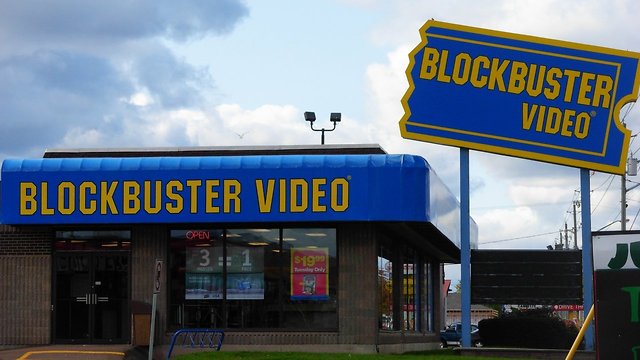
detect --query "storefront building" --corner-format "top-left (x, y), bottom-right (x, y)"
top-left (0, 145), bottom-right (476, 353)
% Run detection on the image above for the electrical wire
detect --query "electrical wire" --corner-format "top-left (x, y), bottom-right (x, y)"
top-left (631, 206), bottom-right (640, 229)
top-left (480, 230), bottom-right (559, 245)
top-left (591, 175), bottom-right (615, 215)
top-left (622, 101), bottom-right (636, 125)
top-left (592, 174), bottom-right (615, 191)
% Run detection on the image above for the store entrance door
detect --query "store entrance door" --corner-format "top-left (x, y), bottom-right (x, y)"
top-left (54, 252), bottom-right (130, 343)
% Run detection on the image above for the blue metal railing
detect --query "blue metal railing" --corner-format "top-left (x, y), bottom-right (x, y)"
top-left (167, 328), bottom-right (225, 359)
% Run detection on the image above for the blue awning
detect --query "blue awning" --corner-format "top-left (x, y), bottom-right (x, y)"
top-left (1, 154), bottom-right (477, 249)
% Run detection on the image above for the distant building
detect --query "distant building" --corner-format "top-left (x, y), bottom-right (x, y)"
top-left (445, 292), bottom-right (497, 326)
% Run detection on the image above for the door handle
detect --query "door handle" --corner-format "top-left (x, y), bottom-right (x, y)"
top-left (88, 294), bottom-right (110, 304)
top-left (75, 294), bottom-right (105, 304)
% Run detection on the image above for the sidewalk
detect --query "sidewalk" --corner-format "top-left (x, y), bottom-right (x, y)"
top-left (0, 345), bottom-right (142, 360)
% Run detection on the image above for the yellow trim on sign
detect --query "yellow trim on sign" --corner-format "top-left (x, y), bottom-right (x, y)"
top-left (432, 20), bottom-right (640, 58)
top-left (17, 350), bottom-right (125, 359)
top-left (429, 32), bottom-right (622, 67)
top-left (399, 19), bottom-right (640, 175)
top-left (405, 120), bottom-right (604, 156)
top-left (400, 124), bottom-right (624, 174)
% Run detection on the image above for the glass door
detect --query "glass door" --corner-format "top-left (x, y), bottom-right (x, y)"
top-left (92, 253), bottom-right (130, 342)
top-left (54, 253), bottom-right (92, 341)
top-left (54, 252), bottom-right (130, 343)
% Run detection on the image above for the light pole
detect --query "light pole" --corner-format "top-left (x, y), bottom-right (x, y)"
top-left (304, 111), bottom-right (341, 145)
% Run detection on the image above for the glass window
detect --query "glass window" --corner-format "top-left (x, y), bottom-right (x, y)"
top-left (225, 228), bottom-right (280, 328)
top-left (168, 227), bottom-right (337, 330)
top-left (54, 230), bottom-right (131, 250)
top-left (402, 249), bottom-right (418, 331)
top-left (378, 245), bottom-right (394, 330)
top-left (169, 229), bottom-right (224, 328)
top-left (282, 228), bottom-right (337, 330)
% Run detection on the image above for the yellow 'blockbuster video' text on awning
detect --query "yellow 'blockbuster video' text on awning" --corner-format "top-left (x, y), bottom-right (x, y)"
top-left (18, 177), bottom-right (350, 216)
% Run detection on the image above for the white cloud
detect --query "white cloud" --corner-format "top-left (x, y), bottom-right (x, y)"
top-left (216, 104), bottom-right (311, 145)
top-left (127, 91), bottom-right (154, 107)
top-left (509, 180), bottom-right (577, 207)
top-left (474, 206), bottom-right (542, 248)
top-left (59, 128), bottom-right (107, 149)
top-left (364, 45), bottom-right (462, 183)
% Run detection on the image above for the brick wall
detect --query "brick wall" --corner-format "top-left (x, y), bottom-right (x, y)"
top-left (0, 224), bottom-right (51, 255)
top-left (338, 223), bottom-right (378, 345)
top-left (131, 225), bottom-right (168, 343)
top-left (0, 225), bottom-right (52, 344)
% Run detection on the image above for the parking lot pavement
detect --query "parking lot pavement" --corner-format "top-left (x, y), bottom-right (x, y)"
top-left (0, 345), bottom-right (133, 360)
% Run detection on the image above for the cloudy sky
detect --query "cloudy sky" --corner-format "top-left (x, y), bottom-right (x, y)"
top-left (1, 0), bottom-right (639, 282)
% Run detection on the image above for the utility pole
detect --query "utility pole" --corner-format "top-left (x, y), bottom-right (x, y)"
top-left (622, 173), bottom-right (627, 231)
top-left (558, 230), bottom-right (563, 250)
top-left (623, 157), bottom-right (640, 231)
top-left (572, 201), bottom-right (579, 249)
top-left (564, 223), bottom-right (570, 250)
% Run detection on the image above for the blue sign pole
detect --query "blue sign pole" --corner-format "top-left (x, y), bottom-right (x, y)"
top-left (460, 148), bottom-right (471, 347)
top-left (580, 168), bottom-right (594, 350)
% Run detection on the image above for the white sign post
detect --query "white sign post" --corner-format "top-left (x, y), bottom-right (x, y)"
top-left (149, 259), bottom-right (163, 360)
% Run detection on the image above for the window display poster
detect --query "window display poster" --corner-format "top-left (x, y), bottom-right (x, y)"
top-left (186, 246), bottom-right (219, 273)
top-left (185, 273), bottom-right (223, 299)
top-left (291, 247), bottom-right (329, 300)
top-left (186, 246), bottom-right (222, 299)
top-left (226, 246), bottom-right (264, 299)
top-left (186, 246), bottom-right (265, 300)
top-left (226, 273), bottom-right (264, 300)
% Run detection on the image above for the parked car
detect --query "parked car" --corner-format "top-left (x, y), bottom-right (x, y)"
top-left (440, 323), bottom-right (483, 347)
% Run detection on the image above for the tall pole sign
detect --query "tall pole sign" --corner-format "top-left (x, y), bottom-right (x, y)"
top-left (593, 232), bottom-right (640, 359)
top-left (400, 20), bottom-right (640, 174)
top-left (399, 20), bottom-right (640, 349)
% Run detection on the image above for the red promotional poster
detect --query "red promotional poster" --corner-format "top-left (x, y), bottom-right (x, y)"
top-left (291, 247), bottom-right (329, 300)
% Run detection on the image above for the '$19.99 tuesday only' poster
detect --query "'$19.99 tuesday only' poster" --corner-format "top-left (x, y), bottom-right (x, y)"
top-left (291, 248), bottom-right (329, 300)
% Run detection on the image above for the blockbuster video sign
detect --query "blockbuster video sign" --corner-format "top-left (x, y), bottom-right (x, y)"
top-left (399, 20), bottom-right (640, 174)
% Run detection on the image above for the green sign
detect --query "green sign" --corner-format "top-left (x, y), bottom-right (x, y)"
top-left (593, 233), bottom-right (640, 359)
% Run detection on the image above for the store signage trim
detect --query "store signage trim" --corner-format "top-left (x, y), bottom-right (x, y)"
top-left (400, 20), bottom-right (640, 174)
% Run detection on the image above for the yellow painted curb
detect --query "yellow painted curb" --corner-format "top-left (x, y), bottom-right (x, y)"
top-left (17, 350), bottom-right (125, 359)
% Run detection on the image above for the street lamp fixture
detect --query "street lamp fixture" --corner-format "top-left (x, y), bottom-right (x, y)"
top-left (304, 111), bottom-right (341, 145)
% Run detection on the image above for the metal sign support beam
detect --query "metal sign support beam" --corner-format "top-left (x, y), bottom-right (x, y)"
top-left (580, 169), bottom-right (594, 350)
top-left (460, 148), bottom-right (471, 347)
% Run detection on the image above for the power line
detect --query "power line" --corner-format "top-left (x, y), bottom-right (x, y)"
top-left (622, 101), bottom-right (636, 124)
top-left (472, 202), bottom-right (569, 210)
top-left (592, 174), bottom-right (615, 191)
top-left (631, 205), bottom-right (640, 229)
top-left (480, 230), bottom-right (558, 245)
top-left (591, 174), bottom-right (615, 215)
